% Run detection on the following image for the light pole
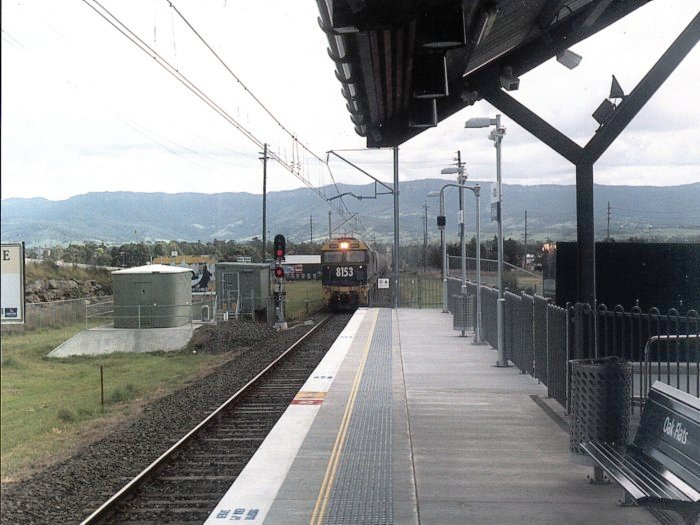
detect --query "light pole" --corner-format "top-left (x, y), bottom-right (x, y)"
top-left (465, 114), bottom-right (508, 366)
top-left (428, 183), bottom-right (483, 343)
top-left (427, 190), bottom-right (448, 313)
top-left (422, 200), bottom-right (429, 273)
top-left (441, 166), bottom-right (467, 296)
top-left (426, 192), bottom-right (441, 279)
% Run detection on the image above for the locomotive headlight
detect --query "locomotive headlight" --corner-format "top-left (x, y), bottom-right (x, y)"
top-left (340, 242), bottom-right (349, 250)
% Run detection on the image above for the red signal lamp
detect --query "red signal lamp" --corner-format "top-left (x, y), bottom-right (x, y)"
top-left (274, 266), bottom-right (285, 278)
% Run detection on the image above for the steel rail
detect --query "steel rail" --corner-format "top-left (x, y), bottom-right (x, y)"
top-left (80, 314), bottom-right (332, 524)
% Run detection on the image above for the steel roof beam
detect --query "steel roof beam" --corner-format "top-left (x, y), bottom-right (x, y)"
top-left (582, 11), bottom-right (700, 164)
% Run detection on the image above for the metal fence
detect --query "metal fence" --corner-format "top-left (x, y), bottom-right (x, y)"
top-left (369, 276), bottom-right (443, 308)
top-left (2, 295), bottom-right (220, 334)
top-left (452, 280), bottom-right (700, 411)
top-left (447, 255), bottom-right (543, 294)
top-left (2, 296), bottom-right (114, 334)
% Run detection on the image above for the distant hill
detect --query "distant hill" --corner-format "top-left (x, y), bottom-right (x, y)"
top-left (2, 181), bottom-right (699, 246)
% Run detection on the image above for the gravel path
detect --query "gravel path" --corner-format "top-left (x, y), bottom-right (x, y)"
top-left (1, 315), bottom-right (349, 524)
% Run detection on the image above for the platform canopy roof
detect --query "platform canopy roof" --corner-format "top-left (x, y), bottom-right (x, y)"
top-left (316, 0), bottom-right (648, 148)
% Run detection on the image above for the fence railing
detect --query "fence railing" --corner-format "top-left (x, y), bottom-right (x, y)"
top-left (2, 295), bottom-right (220, 333)
top-left (446, 255), bottom-right (543, 293)
top-left (369, 276), bottom-right (443, 308)
top-left (451, 280), bottom-right (700, 411)
top-left (2, 296), bottom-right (114, 333)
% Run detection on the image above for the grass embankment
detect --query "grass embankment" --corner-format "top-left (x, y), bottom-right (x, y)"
top-left (1, 279), bottom-right (321, 480)
top-left (26, 260), bottom-right (112, 289)
top-left (284, 280), bottom-right (322, 319)
top-left (0, 324), bottom-right (229, 482)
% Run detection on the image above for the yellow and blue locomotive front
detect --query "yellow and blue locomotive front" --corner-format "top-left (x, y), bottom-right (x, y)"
top-left (321, 239), bottom-right (370, 308)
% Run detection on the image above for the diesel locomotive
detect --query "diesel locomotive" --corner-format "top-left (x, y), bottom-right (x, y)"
top-left (321, 236), bottom-right (387, 309)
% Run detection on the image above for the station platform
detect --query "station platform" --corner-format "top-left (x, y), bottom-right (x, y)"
top-left (205, 308), bottom-right (658, 525)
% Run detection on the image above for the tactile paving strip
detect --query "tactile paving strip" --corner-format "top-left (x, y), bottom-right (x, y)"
top-left (324, 309), bottom-right (393, 525)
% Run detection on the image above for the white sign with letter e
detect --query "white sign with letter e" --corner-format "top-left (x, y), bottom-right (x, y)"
top-left (1, 243), bottom-right (25, 324)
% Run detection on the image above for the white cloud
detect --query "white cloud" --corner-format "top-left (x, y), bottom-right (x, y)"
top-left (1, 0), bottom-right (699, 201)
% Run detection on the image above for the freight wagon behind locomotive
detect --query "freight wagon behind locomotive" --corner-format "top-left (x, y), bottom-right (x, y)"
top-left (321, 237), bottom-right (387, 309)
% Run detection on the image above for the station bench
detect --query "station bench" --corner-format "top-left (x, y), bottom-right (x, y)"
top-left (581, 381), bottom-right (700, 525)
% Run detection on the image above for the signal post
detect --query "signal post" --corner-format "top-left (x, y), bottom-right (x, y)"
top-left (273, 234), bottom-right (287, 330)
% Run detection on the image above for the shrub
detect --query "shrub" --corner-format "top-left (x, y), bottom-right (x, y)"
top-left (57, 408), bottom-right (76, 423)
top-left (107, 383), bottom-right (137, 404)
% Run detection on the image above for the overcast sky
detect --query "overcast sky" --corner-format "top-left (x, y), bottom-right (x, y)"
top-left (1, 0), bottom-right (699, 202)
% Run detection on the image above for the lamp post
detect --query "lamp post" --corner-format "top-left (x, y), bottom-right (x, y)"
top-left (429, 183), bottom-right (483, 343)
top-left (441, 166), bottom-right (467, 295)
top-left (422, 200), bottom-right (430, 273)
top-left (426, 192), bottom-right (441, 280)
top-left (465, 114), bottom-right (508, 366)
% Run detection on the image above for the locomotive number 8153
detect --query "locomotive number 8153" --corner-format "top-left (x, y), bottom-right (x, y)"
top-left (320, 236), bottom-right (386, 309)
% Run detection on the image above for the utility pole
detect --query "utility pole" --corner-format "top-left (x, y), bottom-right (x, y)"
top-left (455, 150), bottom-right (467, 294)
top-left (523, 210), bottom-right (528, 269)
top-left (328, 211), bottom-right (332, 241)
top-left (607, 201), bottom-right (612, 241)
top-left (423, 202), bottom-right (429, 273)
top-left (310, 215), bottom-right (313, 244)
top-left (260, 143), bottom-right (268, 260)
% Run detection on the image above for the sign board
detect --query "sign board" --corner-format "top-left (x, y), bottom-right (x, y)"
top-left (457, 209), bottom-right (464, 225)
top-left (490, 183), bottom-right (501, 223)
top-left (1, 243), bottom-right (25, 324)
top-left (378, 278), bottom-right (390, 289)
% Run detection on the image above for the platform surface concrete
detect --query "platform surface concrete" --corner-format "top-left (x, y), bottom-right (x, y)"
top-left (209, 308), bottom-right (661, 525)
top-left (47, 324), bottom-right (195, 357)
top-left (397, 308), bottom-right (657, 525)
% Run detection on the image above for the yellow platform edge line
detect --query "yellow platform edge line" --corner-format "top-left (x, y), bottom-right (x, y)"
top-left (309, 309), bottom-right (380, 525)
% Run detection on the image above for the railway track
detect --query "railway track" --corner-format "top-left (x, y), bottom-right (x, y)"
top-left (81, 313), bottom-right (348, 524)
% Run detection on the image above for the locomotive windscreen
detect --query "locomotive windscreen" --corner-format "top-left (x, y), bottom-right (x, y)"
top-left (321, 248), bottom-right (368, 286)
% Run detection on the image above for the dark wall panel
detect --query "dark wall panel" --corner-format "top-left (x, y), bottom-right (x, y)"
top-left (553, 242), bottom-right (700, 312)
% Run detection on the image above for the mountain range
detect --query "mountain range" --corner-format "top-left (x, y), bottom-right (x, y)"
top-left (2, 181), bottom-right (699, 246)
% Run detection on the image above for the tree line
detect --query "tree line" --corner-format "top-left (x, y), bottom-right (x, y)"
top-left (26, 236), bottom-right (543, 270)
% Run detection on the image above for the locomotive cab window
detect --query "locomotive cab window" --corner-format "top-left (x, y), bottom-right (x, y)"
top-left (345, 250), bottom-right (366, 263)
top-left (323, 252), bottom-right (343, 263)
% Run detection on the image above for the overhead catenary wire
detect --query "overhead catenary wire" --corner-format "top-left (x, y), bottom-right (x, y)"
top-left (165, 0), bottom-right (327, 167)
top-left (164, 0), bottom-right (353, 219)
top-left (82, 0), bottom-right (348, 216)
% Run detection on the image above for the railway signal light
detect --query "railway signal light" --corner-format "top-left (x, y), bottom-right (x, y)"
top-left (274, 234), bottom-right (286, 260)
top-left (437, 215), bottom-right (446, 229)
top-left (274, 266), bottom-right (285, 279)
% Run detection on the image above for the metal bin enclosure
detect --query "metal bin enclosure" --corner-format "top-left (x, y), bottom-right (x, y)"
top-left (453, 294), bottom-right (474, 332)
top-left (112, 265), bottom-right (192, 329)
top-left (569, 357), bottom-right (632, 460)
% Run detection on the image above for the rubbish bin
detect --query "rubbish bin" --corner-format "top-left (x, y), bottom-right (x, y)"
top-left (453, 294), bottom-right (474, 332)
top-left (569, 357), bottom-right (632, 464)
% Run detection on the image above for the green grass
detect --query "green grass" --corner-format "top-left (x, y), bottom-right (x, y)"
top-left (0, 323), bottom-right (229, 481)
top-left (284, 280), bottom-right (322, 320)
top-left (26, 260), bottom-right (112, 289)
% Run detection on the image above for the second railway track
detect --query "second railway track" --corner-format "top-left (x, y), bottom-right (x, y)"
top-left (82, 313), bottom-right (349, 524)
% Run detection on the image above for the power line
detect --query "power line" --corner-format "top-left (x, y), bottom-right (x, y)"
top-left (164, 0), bottom-right (353, 221)
top-left (82, 0), bottom-right (347, 216)
top-left (165, 0), bottom-right (326, 166)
